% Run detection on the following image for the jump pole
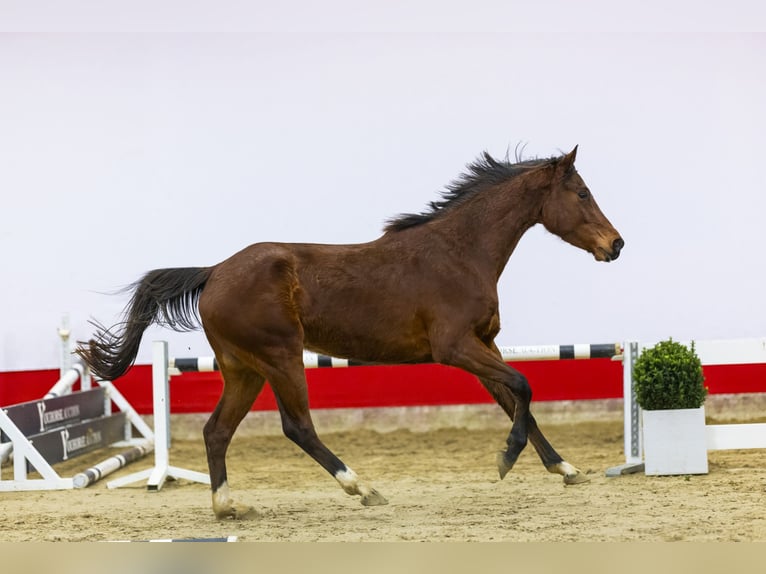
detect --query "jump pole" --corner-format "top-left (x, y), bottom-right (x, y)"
top-left (73, 441), bottom-right (153, 488)
top-left (169, 343), bottom-right (623, 373)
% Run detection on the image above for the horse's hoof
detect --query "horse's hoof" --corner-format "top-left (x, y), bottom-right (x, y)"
top-left (546, 461), bottom-right (589, 485)
top-left (361, 489), bottom-right (389, 506)
top-left (563, 472), bottom-right (590, 486)
top-left (496, 450), bottom-right (516, 480)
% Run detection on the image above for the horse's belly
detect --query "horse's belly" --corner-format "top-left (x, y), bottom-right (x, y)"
top-left (301, 312), bottom-right (431, 365)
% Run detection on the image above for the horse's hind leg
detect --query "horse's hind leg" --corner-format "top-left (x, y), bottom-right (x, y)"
top-left (203, 362), bottom-right (266, 519)
top-left (266, 359), bottom-right (388, 507)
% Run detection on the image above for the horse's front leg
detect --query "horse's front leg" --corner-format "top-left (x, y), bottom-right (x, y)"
top-left (477, 374), bottom-right (589, 484)
top-left (479, 343), bottom-right (590, 484)
top-left (478, 366), bottom-right (533, 478)
top-left (434, 336), bottom-right (533, 475)
top-left (438, 336), bottom-right (588, 485)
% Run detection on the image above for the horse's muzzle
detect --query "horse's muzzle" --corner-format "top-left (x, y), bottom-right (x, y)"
top-left (596, 237), bottom-right (624, 262)
top-left (610, 237), bottom-right (625, 260)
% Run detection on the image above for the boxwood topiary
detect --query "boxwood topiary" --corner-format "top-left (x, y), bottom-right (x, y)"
top-left (633, 338), bottom-right (707, 410)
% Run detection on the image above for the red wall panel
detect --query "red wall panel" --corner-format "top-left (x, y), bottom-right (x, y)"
top-left (2, 358), bottom-right (763, 414)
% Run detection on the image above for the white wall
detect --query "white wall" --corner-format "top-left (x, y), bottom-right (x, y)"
top-left (1, 2), bottom-right (765, 370)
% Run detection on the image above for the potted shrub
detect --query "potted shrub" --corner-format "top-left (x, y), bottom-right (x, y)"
top-left (633, 338), bottom-right (708, 475)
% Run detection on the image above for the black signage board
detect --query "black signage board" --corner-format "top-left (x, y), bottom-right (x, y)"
top-left (25, 412), bottom-right (127, 470)
top-left (1, 388), bottom-right (106, 441)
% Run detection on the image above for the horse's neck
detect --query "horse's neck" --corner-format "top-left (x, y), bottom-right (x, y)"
top-left (435, 180), bottom-right (547, 279)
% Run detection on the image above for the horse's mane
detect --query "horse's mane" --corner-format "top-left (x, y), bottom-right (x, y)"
top-left (383, 152), bottom-right (555, 233)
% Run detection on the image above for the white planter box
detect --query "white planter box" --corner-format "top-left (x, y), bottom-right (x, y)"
top-left (642, 406), bottom-right (708, 475)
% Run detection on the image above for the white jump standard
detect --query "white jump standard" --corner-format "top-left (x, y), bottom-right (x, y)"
top-left (107, 341), bottom-right (210, 491)
top-left (607, 337), bottom-right (766, 477)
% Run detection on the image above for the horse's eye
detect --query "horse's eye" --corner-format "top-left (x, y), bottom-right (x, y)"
top-left (577, 190), bottom-right (589, 199)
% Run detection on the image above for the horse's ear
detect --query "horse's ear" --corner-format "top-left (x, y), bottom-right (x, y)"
top-left (558, 145), bottom-right (578, 173)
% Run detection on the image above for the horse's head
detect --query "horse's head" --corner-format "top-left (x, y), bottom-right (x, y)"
top-left (541, 146), bottom-right (624, 262)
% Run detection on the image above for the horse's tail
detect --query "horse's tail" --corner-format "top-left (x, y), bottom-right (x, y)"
top-left (75, 267), bottom-right (212, 381)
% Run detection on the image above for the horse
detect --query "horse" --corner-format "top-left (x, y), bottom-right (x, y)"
top-left (76, 145), bottom-right (624, 519)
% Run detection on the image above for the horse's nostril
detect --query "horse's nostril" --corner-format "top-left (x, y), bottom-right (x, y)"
top-left (612, 237), bottom-right (625, 254)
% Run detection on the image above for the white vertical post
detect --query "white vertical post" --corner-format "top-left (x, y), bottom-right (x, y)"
top-left (147, 340), bottom-right (170, 491)
top-left (605, 341), bottom-right (645, 476)
top-left (623, 341), bottom-right (643, 464)
top-left (106, 340), bottom-right (209, 491)
top-left (58, 314), bottom-right (72, 381)
top-left (80, 364), bottom-right (92, 391)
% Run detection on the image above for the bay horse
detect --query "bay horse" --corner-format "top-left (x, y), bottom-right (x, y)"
top-left (76, 145), bottom-right (623, 519)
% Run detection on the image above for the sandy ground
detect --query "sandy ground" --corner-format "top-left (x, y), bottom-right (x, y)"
top-left (3, 411), bottom-right (766, 542)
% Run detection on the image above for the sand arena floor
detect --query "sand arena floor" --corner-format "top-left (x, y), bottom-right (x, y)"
top-left (3, 399), bottom-right (766, 542)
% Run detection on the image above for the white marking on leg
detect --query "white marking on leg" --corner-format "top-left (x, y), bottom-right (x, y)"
top-left (550, 461), bottom-right (580, 477)
top-left (211, 481), bottom-right (258, 518)
top-left (335, 466), bottom-right (389, 506)
top-left (550, 461), bottom-right (591, 485)
top-left (212, 481), bottom-right (233, 516)
top-left (335, 467), bottom-right (361, 495)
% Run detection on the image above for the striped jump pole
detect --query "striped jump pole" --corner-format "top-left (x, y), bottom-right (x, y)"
top-left (169, 343), bottom-right (623, 373)
top-left (497, 343), bottom-right (620, 362)
top-left (73, 441), bottom-right (153, 488)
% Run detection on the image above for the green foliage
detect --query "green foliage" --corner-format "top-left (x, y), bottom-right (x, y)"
top-left (633, 338), bottom-right (707, 410)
